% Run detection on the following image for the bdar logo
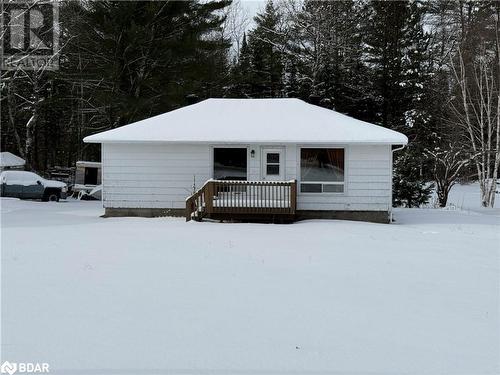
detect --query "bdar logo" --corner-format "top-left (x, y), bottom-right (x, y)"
top-left (0, 361), bottom-right (49, 374)
top-left (0, 361), bottom-right (17, 375)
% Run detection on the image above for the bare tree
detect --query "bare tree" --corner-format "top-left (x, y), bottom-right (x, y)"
top-left (1, 0), bottom-right (61, 169)
top-left (221, 0), bottom-right (250, 59)
top-left (425, 145), bottom-right (475, 207)
top-left (450, 9), bottom-right (500, 208)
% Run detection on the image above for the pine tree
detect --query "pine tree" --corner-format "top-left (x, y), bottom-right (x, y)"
top-left (284, 56), bottom-right (301, 98)
top-left (287, 1), bottom-right (370, 115)
top-left (62, 0), bottom-right (231, 144)
top-left (393, 150), bottom-right (434, 208)
top-left (365, 0), bottom-right (407, 128)
top-left (228, 33), bottom-right (253, 97)
top-left (364, 0), bottom-right (433, 207)
top-left (246, 0), bottom-right (285, 97)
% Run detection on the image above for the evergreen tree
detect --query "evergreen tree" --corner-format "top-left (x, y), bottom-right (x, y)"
top-left (284, 56), bottom-right (301, 98)
top-left (393, 149), bottom-right (434, 208)
top-left (364, 0), bottom-right (410, 129)
top-left (287, 1), bottom-right (371, 117)
top-left (364, 0), bottom-right (433, 206)
top-left (228, 33), bottom-right (252, 97)
top-left (246, 0), bottom-right (285, 97)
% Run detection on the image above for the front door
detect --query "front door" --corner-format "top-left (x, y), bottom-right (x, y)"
top-left (261, 148), bottom-right (285, 181)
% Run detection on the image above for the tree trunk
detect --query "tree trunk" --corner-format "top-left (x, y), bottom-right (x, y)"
top-left (6, 77), bottom-right (25, 158)
top-left (25, 114), bottom-right (37, 170)
top-left (437, 187), bottom-right (449, 207)
top-left (481, 178), bottom-right (497, 207)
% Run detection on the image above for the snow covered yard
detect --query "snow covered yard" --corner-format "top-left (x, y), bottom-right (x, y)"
top-left (1, 184), bottom-right (499, 374)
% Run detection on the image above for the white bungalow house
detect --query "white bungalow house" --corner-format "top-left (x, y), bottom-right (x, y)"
top-left (84, 98), bottom-right (407, 223)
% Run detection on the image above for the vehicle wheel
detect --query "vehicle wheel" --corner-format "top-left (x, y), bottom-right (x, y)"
top-left (48, 193), bottom-right (59, 202)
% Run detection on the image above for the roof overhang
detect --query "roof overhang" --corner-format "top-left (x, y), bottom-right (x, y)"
top-left (83, 99), bottom-right (409, 146)
top-left (84, 139), bottom-right (408, 145)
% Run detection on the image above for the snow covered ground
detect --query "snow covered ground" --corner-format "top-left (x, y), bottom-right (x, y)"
top-left (1, 184), bottom-right (499, 374)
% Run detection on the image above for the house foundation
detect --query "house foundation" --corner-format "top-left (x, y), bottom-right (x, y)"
top-left (103, 207), bottom-right (185, 218)
top-left (295, 210), bottom-right (390, 224)
top-left (104, 207), bottom-right (390, 224)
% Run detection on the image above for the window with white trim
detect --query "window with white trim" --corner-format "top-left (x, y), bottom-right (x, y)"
top-left (265, 152), bottom-right (280, 175)
top-left (300, 148), bottom-right (345, 193)
top-left (213, 148), bottom-right (247, 180)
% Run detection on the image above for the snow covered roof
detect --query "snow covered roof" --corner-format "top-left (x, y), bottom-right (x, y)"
top-left (0, 152), bottom-right (25, 167)
top-left (84, 98), bottom-right (408, 145)
top-left (76, 161), bottom-right (101, 168)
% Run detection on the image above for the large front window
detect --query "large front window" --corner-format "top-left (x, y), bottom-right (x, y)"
top-left (213, 148), bottom-right (247, 180)
top-left (300, 148), bottom-right (345, 193)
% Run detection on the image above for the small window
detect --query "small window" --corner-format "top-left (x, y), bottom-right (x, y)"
top-left (265, 152), bottom-right (280, 176)
top-left (84, 167), bottom-right (98, 185)
top-left (300, 148), bottom-right (344, 193)
top-left (267, 153), bottom-right (280, 163)
top-left (266, 165), bottom-right (280, 175)
top-left (213, 148), bottom-right (247, 180)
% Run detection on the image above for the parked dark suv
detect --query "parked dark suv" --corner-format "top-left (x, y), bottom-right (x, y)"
top-left (0, 171), bottom-right (68, 201)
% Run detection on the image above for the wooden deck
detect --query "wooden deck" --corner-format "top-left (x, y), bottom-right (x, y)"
top-left (185, 180), bottom-right (297, 222)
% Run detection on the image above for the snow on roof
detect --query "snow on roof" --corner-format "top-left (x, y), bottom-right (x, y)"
top-left (0, 152), bottom-right (25, 167)
top-left (76, 161), bottom-right (101, 168)
top-left (84, 98), bottom-right (408, 145)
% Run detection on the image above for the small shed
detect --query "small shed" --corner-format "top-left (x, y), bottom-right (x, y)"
top-left (73, 161), bottom-right (102, 193)
top-left (0, 152), bottom-right (25, 171)
top-left (84, 98), bottom-right (408, 223)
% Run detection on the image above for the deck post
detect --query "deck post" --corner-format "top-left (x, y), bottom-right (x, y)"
top-left (205, 181), bottom-right (214, 214)
top-left (185, 199), bottom-right (193, 221)
top-left (290, 179), bottom-right (297, 214)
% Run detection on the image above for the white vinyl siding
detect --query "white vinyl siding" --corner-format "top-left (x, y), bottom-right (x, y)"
top-left (102, 143), bottom-right (210, 209)
top-left (102, 142), bottom-right (393, 212)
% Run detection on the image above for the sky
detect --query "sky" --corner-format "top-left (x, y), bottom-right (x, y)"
top-left (240, 0), bottom-right (267, 27)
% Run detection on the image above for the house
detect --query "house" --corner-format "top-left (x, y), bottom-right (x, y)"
top-left (84, 98), bottom-right (408, 223)
top-left (0, 152), bottom-right (25, 171)
top-left (72, 161), bottom-right (102, 194)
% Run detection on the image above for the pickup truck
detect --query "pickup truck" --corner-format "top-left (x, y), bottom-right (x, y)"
top-left (0, 171), bottom-right (67, 201)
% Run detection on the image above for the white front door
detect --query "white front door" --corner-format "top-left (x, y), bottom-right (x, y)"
top-left (261, 147), bottom-right (285, 181)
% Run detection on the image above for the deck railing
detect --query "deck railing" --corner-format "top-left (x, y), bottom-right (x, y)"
top-left (185, 180), bottom-right (208, 221)
top-left (186, 179), bottom-right (297, 222)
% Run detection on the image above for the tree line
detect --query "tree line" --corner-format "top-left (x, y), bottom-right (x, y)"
top-left (1, 0), bottom-right (499, 207)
